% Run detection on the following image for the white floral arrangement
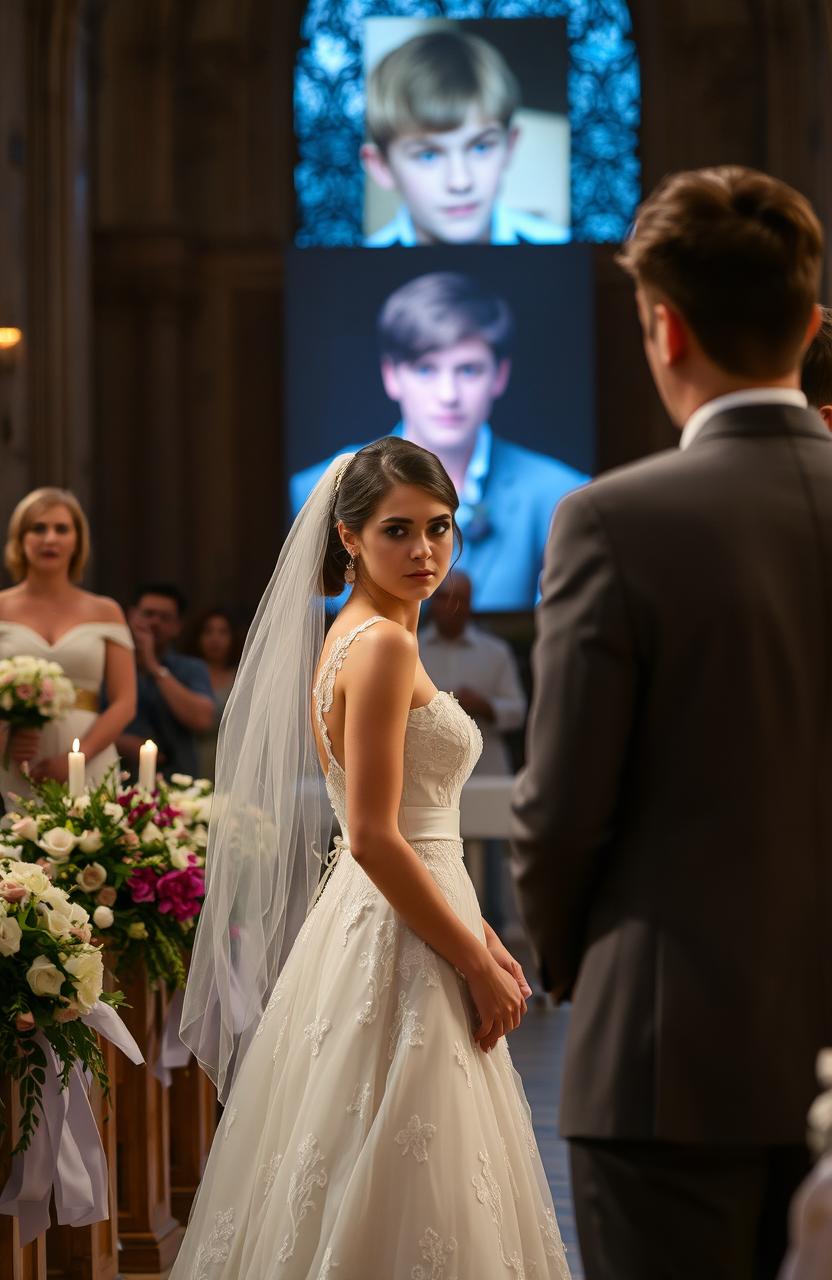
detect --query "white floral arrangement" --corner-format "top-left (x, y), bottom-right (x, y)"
top-left (0, 656), bottom-right (76, 767)
top-left (1, 767), bottom-right (211, 989)
top-left (0, 856), bottom-right (124, 1152)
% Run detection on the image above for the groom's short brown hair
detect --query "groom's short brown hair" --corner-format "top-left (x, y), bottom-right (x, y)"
top-left (618, 166), bottom-right (823, 378)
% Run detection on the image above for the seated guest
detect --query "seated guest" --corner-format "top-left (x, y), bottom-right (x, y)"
top-left (185, 606), bottom-right (240, 781)
top-left (116, 583), bottom-right (214, 782)
top-left (801, 304), bottom-right (832, 427)
top-left (420, 570), bottom-right (526, 931)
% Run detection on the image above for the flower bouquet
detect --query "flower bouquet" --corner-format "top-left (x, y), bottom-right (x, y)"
top-left (0, 857), bottom-right (124, 1153)
top-left (0, 656), bottom-right (76, 768)
top-left (0, 766), bottom-right (210, 990)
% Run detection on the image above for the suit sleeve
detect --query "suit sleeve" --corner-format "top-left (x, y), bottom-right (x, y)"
top-left (510, 488), bottom-right (637, 997)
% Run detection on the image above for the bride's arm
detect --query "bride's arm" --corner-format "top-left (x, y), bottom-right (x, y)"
top-left (341, 622), bottom-right (524, 1052)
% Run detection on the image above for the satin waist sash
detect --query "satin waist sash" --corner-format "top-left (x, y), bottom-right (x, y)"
top-left (398, 805), bottom-right (461, 843)
top-left (73, 688), bottom-right (100, 713)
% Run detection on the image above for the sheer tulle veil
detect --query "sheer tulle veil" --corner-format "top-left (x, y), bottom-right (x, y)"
top-left (180, 453), bottom-right (354, 1101)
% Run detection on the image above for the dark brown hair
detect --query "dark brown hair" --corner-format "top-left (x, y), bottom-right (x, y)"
top-left (802, 306), bottom-right (832, 409)
top-left (617, 166), bottom-right (823, 378)
top-left (184, 606), bottom-right (243, 668)
top-left (378, 272), bottom-right (514, 365)
top-left (321, 436), bottom-right (461, 597)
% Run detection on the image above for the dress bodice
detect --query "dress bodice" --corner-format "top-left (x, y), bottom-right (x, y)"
top-left (313, 616), bottom-right (482, 836)
top-left (0, 621), bottom-right (134, 690)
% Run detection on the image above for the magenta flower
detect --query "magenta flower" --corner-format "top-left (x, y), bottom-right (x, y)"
top-left (128, 867), bottom-right (158, 904)
top-left (155, 866), bottom-right (205, 923)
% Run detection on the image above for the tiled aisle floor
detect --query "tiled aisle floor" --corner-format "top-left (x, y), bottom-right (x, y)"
top-left (509, 984), bottom-right (585, 1279)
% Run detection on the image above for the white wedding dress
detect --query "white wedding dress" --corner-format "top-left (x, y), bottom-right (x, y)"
top-left (170, 617), bottom-right (570, 1280)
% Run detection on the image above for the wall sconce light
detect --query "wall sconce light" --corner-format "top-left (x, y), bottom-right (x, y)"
top-left (0, 328), bottom-right (23, 371)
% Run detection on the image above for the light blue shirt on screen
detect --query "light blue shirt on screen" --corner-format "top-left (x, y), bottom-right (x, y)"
top-left (289, 424), bottom-right (588, 612)
top-left (364, 201), bottom-right (570, 247)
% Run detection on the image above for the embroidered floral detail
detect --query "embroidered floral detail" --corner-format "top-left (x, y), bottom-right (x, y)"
top-left (255, 980), bottom-right (283, 1037)
top-left (501, 1135), bottom-right (520, 1201)
top-left (411, 1226), bottom-right (458, 1279)
top-left (277, 1135), bottom-right (328, 1262)
top-left (473, 1150), bottom-right (526, 1278)
top-left (222, 1106), bottom-right (238, 1139)
top-left (304, 1016), bottom-right (332, 1057)
top-left (319, 1247), bottom-right (340, 1277)
top-left (191, 1207), bottom-right (235, 1280)
top-left (339, 871), bottom-right (378, 946)
top-left (540, 1208), bottom-right (563, 1259)
top-left (395, 1114), bottom-right (436, 1163)
top-left (389, 991), bottom-right (425, 1060)
top-left (347, 1081), bottom-right (371, 1120)
top-left (453, 1040), bottom-right (472, 1088)
top-left (397, 931), bottom-right (441, 987)
top-left (260, 1151), bottom-right (283, 1197)
top-left (357, 919), bottom-right (397, 1024)
top-left (272, 1013), bottom-right (289, 1063)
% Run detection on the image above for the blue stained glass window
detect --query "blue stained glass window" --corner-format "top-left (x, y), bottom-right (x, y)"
top-left (295, 0), bottom-right (640, 245)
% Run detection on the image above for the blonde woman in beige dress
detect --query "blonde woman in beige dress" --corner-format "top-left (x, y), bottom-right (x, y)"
top-left (0, 487), bottom-right (136, 808)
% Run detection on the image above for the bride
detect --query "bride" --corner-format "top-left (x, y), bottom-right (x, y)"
top-left (172, 438), bottom-right (570, 1279)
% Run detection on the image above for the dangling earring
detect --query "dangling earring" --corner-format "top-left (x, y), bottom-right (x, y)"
top-left (344, 554), bottom-right (356, 585)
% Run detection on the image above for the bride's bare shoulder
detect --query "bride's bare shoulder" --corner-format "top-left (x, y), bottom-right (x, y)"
top-left (336, 616), bottom-right (417, 689)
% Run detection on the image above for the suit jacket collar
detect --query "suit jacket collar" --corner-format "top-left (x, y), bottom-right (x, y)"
top-left (686, 402), bottom-right (830, 449)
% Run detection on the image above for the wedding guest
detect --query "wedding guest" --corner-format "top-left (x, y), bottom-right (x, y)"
top-left (801, 304), bottom-right (832, 427)
top-left (185, 607), bottom-right (240, 781)
top-left (512, 166), bottom-right (828, 1280)
top-left (116, 583), bottom-right (214, 782)
top-left (421, 570), bottom-right (526, 932)
top-left (0, 487), bottom-right (136, 808)
top-left (291, 272), bottom-right (587, 609)
top-left (361, 30), bottom-right (569, 247)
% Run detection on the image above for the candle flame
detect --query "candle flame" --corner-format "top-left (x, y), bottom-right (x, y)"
top-left (144, 739), bottom-right (156, 749)
top-left (72, 738), bottom-right (80, 752)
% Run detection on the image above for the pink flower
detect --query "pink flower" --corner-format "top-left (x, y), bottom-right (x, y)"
top-left (69, 924), bottom-right (92, 943)
top-left (12, 816), bottom-right (38, 843)
top-left (128, 868), bottom-right (158, 904)
top-left (155, 866), bottom-right (205, 923)
top-left (0, 881), bottom-right (28, 903)
top-left (15, 683), bottom-right (34, 701)
top-left (40, 678), bottom-right (55, 699)
top-left (121, 830), bottom-right (140, 849)
top-left (15, 1012), bottom-right (35, 1033)
top-left (36, 858), bottom-right (55, 880)
top-left (96, 886), bottom-right (117, 907)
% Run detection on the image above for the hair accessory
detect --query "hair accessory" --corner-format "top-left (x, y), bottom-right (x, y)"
top-left (333, 459), bottom-right (350, 495)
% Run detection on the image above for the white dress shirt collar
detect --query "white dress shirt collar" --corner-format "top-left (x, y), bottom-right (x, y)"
top-left (679, 388), bottom-right (808, 451)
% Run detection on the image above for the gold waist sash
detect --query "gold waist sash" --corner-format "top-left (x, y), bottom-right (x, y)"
top-left (73, 688), bottom-right (100, 713)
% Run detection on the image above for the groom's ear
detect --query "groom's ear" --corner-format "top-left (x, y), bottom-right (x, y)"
top-left (654, 301), bottom-right (689, 367)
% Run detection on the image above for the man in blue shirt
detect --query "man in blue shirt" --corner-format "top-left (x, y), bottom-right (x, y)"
top-left (116, 584), bottom-right (215, 781)
top-left (290, 272), bottom-right (587, 611)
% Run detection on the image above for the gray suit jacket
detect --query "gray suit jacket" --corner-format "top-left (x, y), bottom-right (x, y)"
top-left (511, 403), bottom-right (832, 1144)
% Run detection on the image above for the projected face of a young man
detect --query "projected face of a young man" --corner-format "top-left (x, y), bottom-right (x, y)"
top-left (364, 108), bottom-right (518, 246)
top-left (381, 337), bottom-right (511, 459)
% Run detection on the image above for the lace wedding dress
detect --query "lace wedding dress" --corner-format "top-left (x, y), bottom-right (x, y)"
top-left (170, 617), bottom-right (570, 1279)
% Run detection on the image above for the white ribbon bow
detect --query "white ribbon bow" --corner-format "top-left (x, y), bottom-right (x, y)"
top-left (151, 988), bottom-right (192, 1087)
top-left (0, 1001), bottom-right (144, 1245)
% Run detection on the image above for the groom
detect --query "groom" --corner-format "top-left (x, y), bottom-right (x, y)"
top-left (511, 166), bottom-right (831, 1280)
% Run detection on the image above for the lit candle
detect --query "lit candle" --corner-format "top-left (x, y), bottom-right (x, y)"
top-left (138, 739), bottom-right (158, 792)
top-left (68, 738), bottom-right (85, 797)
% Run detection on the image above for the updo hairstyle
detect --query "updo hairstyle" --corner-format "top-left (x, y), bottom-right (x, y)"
top-left (321, 437), bottom-right (461, 597)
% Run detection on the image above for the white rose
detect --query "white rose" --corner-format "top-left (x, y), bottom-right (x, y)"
top-left (67, 901), bottom-right (90, 929)
top-left (63, 947), bottom-right (104, 1013)
top-left (11, 816), bottom-right (39, 843)
top-left (27, 954), bottom-right (65, 997)
top-left (191, 823), bottom-right (208, 848)
top-left (170, 773), bottom-right (194, 787)
top-left (76, 861), bottom-right (107, 891)
top-left (92, 905), bottom-right (114, 929)
top-left (0, 915), bottom-right (23, 956)
top-left (6, 863), bottom-right (51, 897)
top-left (103, 802), bottom-right (124, 823)
top-left (38, 827), bottom-right (78, 862)
top-left (78, 829), bottom-right (103, 855)
top-left (141, 821), bottom-right (164, 845)
top-left (72, 795), bottom-right (91, 814)
top-left (170, 846), bottom-right (193, 870)
top-left (41, 902), bottom-right (75, 938)
top-left (46, 662), bottom-right (64, 678)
